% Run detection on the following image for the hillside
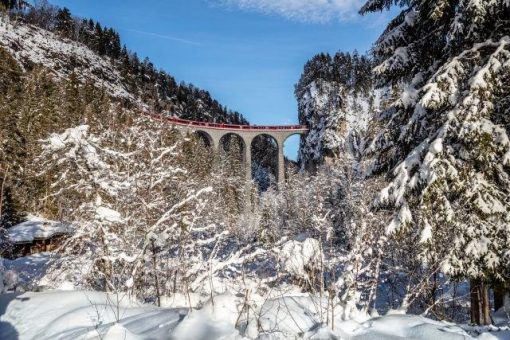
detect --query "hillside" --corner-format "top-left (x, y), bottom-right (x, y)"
top-left (0, 6), bottom-right (246, 124)
top-left (0, 3), bottom-right (290, 192)
top-left (0, 5), bottom-right (250, 227)
top-left (0, 16), bottom-right (133, 100)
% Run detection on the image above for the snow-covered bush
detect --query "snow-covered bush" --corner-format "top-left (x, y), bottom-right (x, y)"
top-left (250, 161), bottom-right (393, 323)
top-left (34, 112), bottom-right (216, 301)
top-left (280, 238), bottom-right (322, 280)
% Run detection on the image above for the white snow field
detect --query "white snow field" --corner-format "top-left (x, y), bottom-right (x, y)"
top-left (0, 291), bottom-right (187, 340)
top-left (0, 290), bottom-right (508, 340)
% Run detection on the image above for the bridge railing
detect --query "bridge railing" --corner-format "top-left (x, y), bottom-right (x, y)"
top-left (146, 113), bottom-right (308, 131)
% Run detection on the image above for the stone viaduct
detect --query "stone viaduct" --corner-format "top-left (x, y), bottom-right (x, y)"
top-left (148, 114), bottom-right (308, 185)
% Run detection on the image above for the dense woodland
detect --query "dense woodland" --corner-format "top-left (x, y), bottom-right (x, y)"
top-left (296, 51), bottom-right (373, 98)
top-left (363, 0), bottom-right (510, 326)
top-left (0, 0), bottom-right (509, 336)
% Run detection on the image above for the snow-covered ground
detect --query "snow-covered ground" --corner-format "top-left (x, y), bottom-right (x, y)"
top-left (0, 227), bottom-right (508, 339)
top-left (0, 291), bottom-right (186, 339)
top-left (1, 216), bottom-right (508, 339)
top-left (0, 289), bottom-right (508, 340)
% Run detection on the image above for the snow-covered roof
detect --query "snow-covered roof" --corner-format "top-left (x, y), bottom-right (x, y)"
top-left (8, 216), bottom-right (73, 244)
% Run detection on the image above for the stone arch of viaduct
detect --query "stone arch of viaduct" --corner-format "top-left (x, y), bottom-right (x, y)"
top-left (149, 115), bottom-right (308, 185)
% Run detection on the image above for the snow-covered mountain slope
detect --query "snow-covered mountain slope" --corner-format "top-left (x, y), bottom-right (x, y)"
top-left (0, 16), bottom-right (134, 101)
top-left (0, 14), bottom-right (247, 124)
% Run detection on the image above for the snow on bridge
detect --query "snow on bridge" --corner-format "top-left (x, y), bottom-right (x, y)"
top-left (147, 114), bottom-right (309, 184)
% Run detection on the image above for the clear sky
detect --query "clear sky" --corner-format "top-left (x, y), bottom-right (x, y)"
top-left (49, 0), bottom-right (392, 159)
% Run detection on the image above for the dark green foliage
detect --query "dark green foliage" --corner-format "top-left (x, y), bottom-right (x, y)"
top-left (251, 135), bottom-right (278, 191)
top-left (0, 48), bottom-right (24, 226)
top-left (55, 7), bottom-right (73, 38)
top-left (361, 0), bottom-right (510, 87)
top-left (1, 0), bottom-right (26, 11)
top-left (361, 0), bottom-right (510, 300)
top-left (0, 46), bottom-right (113, 225)
top-left (359, 0), bottom-right (412, 14)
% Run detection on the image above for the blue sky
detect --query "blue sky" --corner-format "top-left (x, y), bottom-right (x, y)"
top-left (50, 0), bottom-right (392, 159)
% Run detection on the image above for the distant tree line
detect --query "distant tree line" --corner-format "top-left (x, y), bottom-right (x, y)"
top-left (295, 51), bottom-right (374, 99)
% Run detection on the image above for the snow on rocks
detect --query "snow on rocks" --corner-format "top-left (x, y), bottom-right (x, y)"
top-left (7, 216), bottom-right (72, 244)
top-left (297, 77), bottom-right (385, 168)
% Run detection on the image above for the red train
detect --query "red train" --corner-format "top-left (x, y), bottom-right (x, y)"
top-left (145, 113), bottom-right (307, 131)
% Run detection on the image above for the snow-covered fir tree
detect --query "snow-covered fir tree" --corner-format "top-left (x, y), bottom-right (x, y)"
top-left (362, 0), bottom-right (510, 323)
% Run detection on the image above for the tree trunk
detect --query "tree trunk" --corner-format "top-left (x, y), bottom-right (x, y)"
top-left (0, 165), bottom-right (8, 223)
top-left (494, 285), bottom-right (505, 312)
top-left (151, 240), bottom-right (161, 307)
top-left (470, 279), bottom-right (491, 325)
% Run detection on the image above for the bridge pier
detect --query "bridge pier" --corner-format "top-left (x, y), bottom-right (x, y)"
top-left (166, 117), bottom-right (307, 187)
top-left (277, 140), bottom-right (285, 187)
top-left (211, 137), bottom-right (220, 153)
top-left (244, 136), bottom-right (253, 182)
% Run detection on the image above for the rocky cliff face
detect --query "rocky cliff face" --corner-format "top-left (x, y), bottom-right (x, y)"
top-left (295, 52), bottom-right (384, 170)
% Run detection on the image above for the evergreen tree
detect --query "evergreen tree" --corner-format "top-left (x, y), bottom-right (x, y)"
top-left (55, 7), bottom-right (74, 39)
top-left (362, 0), bottom-right (510, 324)
top-left (94, 22), bottom-right (106, 56)
top-left (1, 0), bottom-right (24, 11)
top-left (61, 71), bottom-right (84, 126)
top-left (24, 0), bottom-right (56, 30)
top-left (0, 48), bottom-right (24, 226)
top-left (77, 18), bottom-right (92, 45)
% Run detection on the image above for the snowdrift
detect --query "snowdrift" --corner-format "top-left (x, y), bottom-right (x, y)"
top-left (0, 290), bottom-right (507, 340)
